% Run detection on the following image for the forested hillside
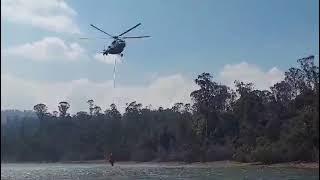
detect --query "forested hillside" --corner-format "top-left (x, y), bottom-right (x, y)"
top-left (1, 56), bottom-right (318, 164)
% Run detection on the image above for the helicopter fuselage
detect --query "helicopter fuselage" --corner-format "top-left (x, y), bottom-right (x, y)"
top-left (89, 23), bottom-right (149, 56)
top-left (104, 39), bottom-right (126, 56)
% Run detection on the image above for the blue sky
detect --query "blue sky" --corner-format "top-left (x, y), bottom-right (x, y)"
top-left (1, 0), bottom-right (319, 112)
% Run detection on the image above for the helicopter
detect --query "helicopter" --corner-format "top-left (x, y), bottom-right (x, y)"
top-left (84, 23), bottom-right (150, 57)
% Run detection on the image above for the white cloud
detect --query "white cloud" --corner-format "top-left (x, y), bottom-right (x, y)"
top-left (93, 53), bottom-right (122, 64)
top-left (1, 62), bottom-right (286, 113)
top-left (1, 74), bottom-right (197, 113)
top-left (218, 62), bottom-right (284, 90)
top-left (2, 37), bottom-right (86, 61)
top-left (1, 0), bottom-right (80, 34)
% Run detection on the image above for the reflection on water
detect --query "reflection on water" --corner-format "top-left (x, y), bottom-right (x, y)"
top-left (1, 163), bottom-right (318, 180)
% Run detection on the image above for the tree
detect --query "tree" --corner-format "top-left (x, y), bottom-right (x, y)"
top-left (172, 102), bottom-right (184, 113)
top-left (234, 80), bottom-right (254, 96)
top-left (58, 101), bottom-right (70, 117)
top-left (271, 81), bottom-right (293, 103)
top-left (297, 55), bottom-right (319, 91)
top-left (52, 111), bottom-right (59, 117)
top-left (184, 103), bottom-right (192, 113)
top-left (33, 103), bottom-right (48, 120)
top-left (87, 99), bottom-right (95, 116)
top-left (191, 73), bottom-right (234, 138)
top-left (105, 104), bottom-right (121, 121)
top-left (233, 81), bottom-right (264, 147)
top-left (125, 101), bottom-right (142, 114)
top-left (93, 106), bottom-right (102, 116)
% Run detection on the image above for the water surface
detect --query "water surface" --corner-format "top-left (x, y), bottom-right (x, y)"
top-left (1, 162), bottom-right (318, 180)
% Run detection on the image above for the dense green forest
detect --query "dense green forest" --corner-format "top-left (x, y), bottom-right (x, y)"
top-left (1, 56), bottom-right (319, 164)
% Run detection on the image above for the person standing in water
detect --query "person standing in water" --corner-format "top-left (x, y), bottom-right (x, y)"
top-left (107, 153), bottom-right (114, 166)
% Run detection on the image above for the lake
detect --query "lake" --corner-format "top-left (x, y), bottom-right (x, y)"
top-left (1, 162), bottom-right (318, 180)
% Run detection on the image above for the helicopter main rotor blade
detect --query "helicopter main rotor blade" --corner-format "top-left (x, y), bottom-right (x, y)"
top-left (79, 37), bottom-right (109, 40)
top-left (118, 23), bottom-right (141, 37)
top-left (90, 24), bottom-right (115, 38)
top-left (122, 36), bottom-right (151, 39)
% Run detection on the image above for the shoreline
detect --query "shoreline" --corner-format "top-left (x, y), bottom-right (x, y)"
top-left (3, 160), bottom-right (318, 169)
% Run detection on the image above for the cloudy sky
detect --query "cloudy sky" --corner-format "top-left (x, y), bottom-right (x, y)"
top-left (1, 0), bottom-right (319, 113)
